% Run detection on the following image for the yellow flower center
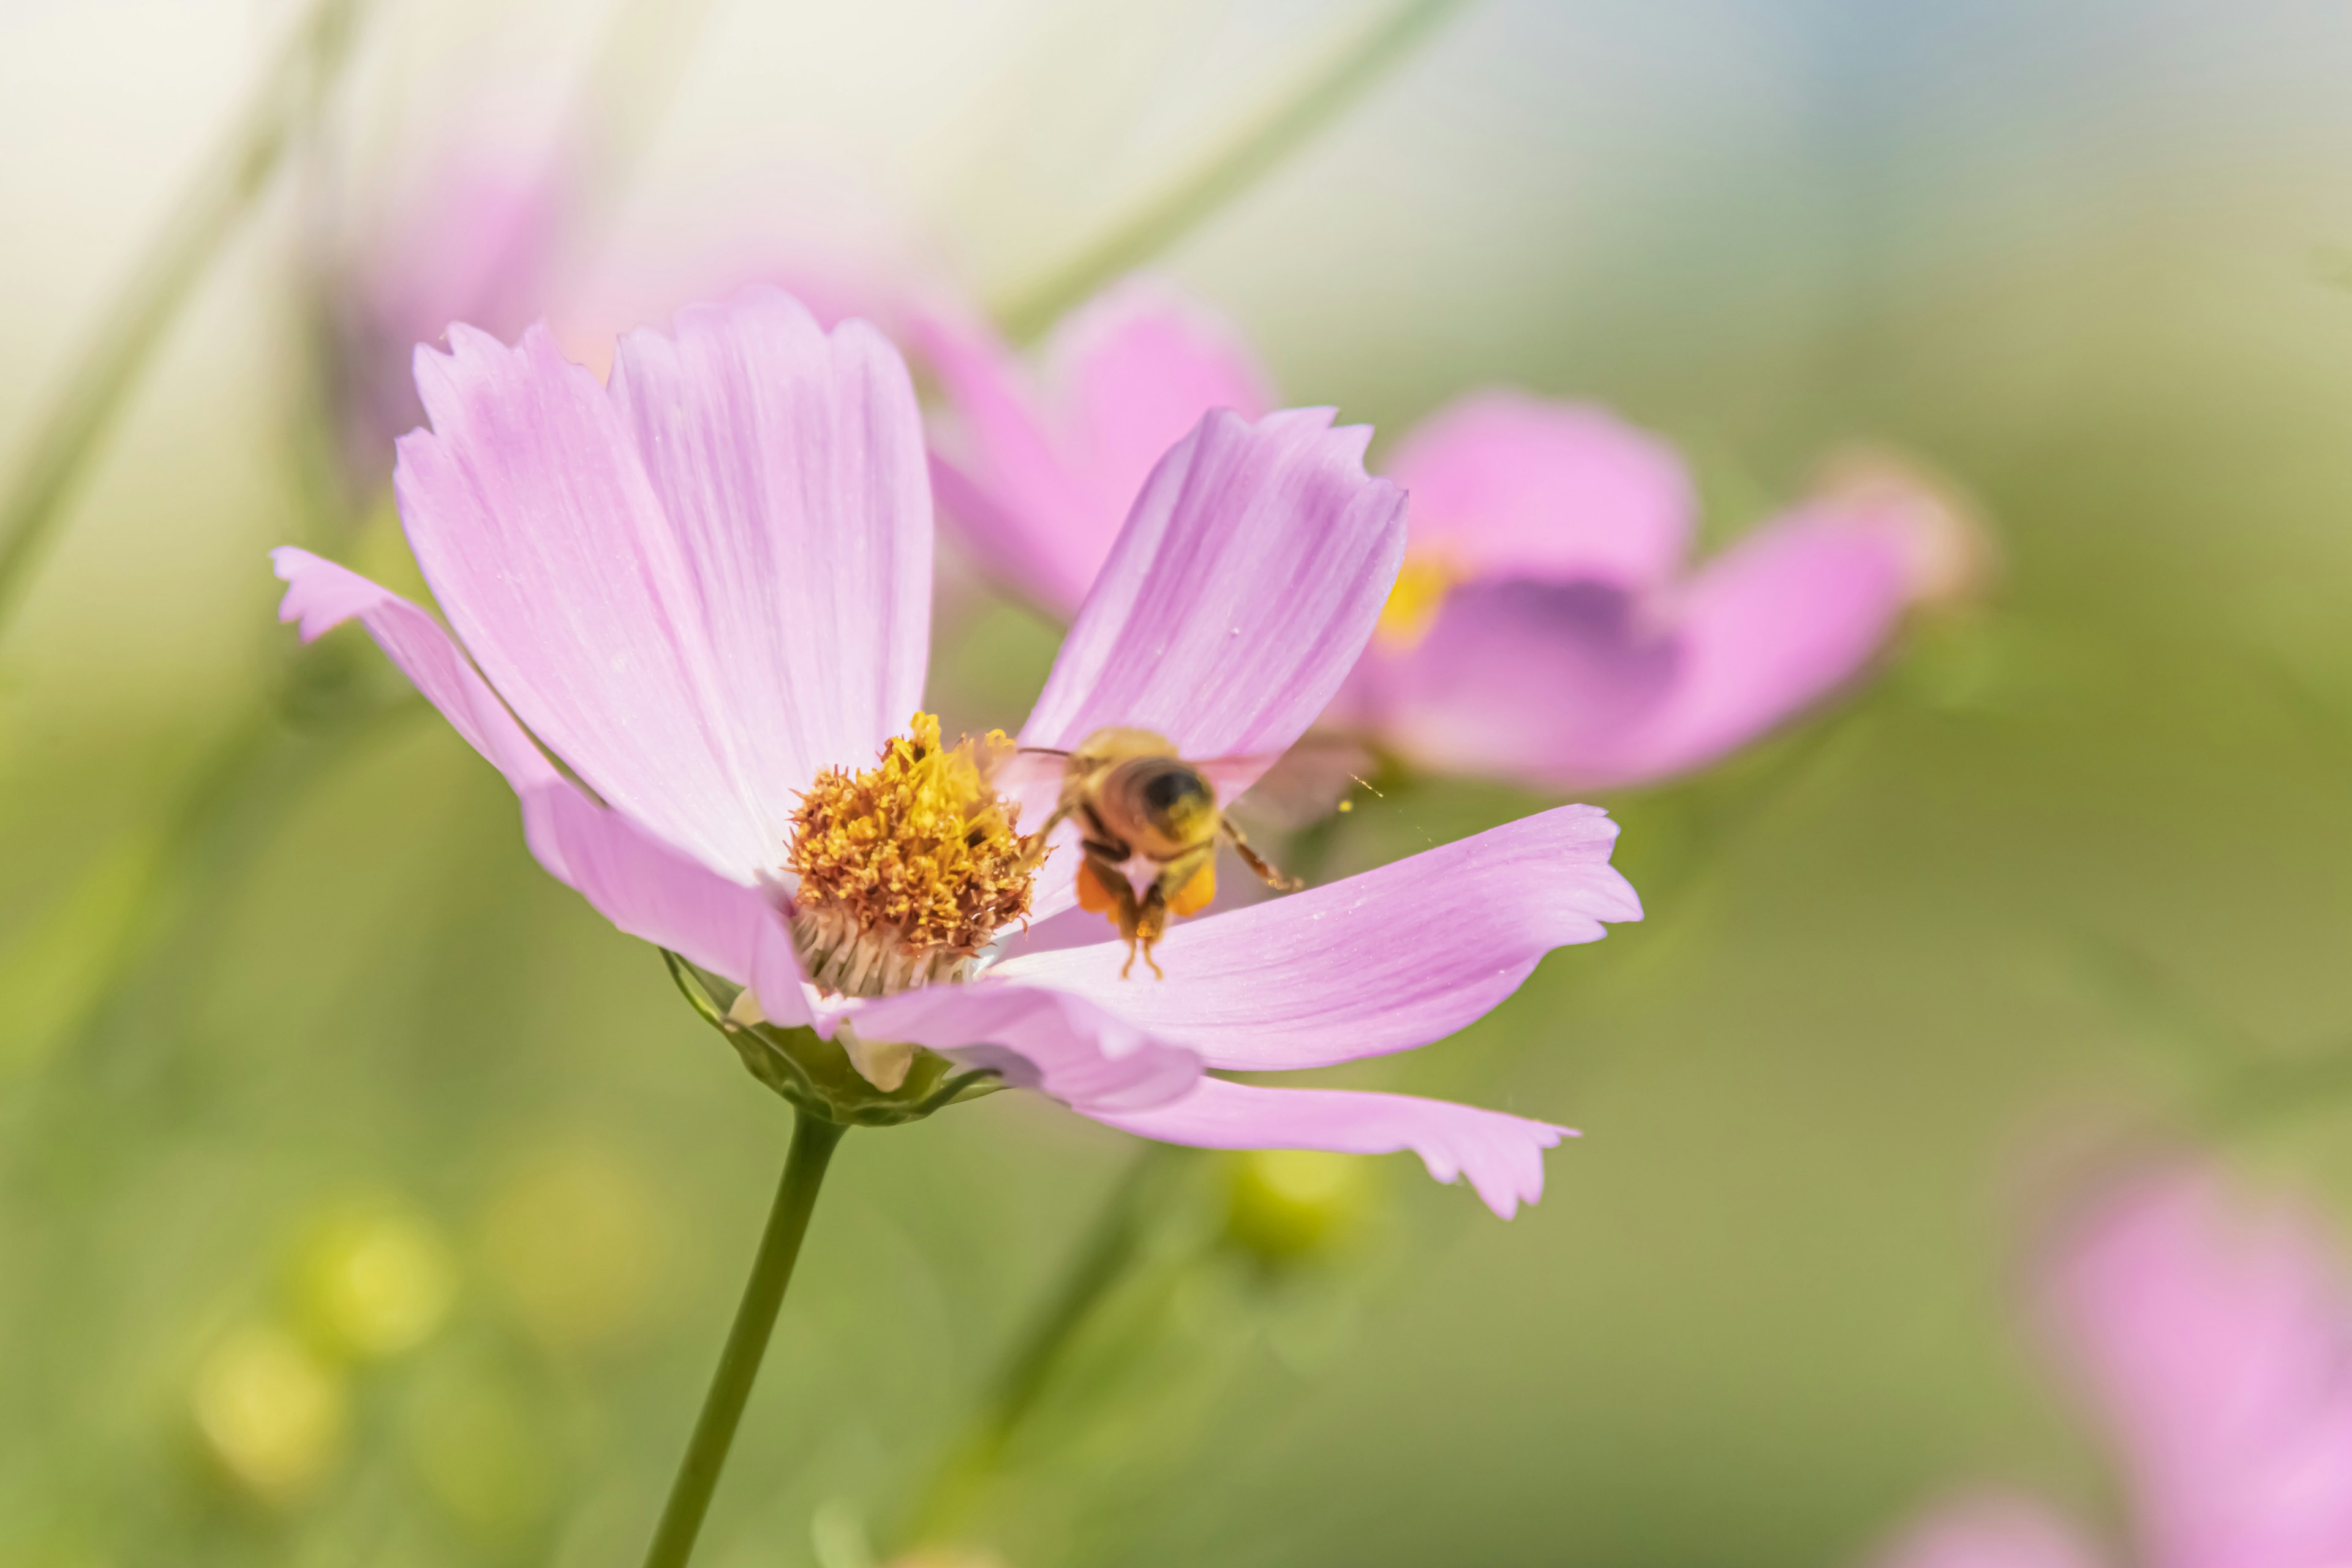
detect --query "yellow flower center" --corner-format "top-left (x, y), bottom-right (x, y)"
top-left (1373, 552), bottom-right (1457, 650)
top-left (786, 714), bottom-right (1034, 997)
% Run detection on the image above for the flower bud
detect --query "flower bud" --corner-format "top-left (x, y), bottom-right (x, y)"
top-left (1224, 1150), bottom-right (1371, 1265)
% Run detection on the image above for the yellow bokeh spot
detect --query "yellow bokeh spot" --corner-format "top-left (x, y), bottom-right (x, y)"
top-left (190, 1324), bottom-right (346, 1503)
top-left (301, 1202), bottom-right (456, 1360)
top-left (481, 1143), bottom-right (663, 1354)
top-left (1224, 1149), bottom-right (1372, 1263)
top-left (1373, 554), bottom-right (1458, 651)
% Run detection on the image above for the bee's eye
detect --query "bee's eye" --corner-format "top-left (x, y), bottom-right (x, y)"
top-left (1139, 766), bottom-right (1211, 829)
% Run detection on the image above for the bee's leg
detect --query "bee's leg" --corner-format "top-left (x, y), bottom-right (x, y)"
top-left (1132, 881), bottom-right (1169, 981)
top-left (1219, 816), bottom-right (1304, 891)
top-left (1015, 801), bottom-right (1075, 873)
top-left (1081, 843), bottom-right (1148, 978)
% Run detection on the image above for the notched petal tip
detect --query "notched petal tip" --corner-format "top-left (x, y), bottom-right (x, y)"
top-left (271, 546), bottom-right (389, 642)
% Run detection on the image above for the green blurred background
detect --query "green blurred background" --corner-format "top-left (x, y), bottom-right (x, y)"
top-left (6, 1), bottom-right (2352, 1564)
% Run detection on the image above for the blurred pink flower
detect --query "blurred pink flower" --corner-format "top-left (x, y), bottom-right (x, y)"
top-left (271, 288), bottom-right (1640, 1218)
top-left (316, 149), bottom-right (574, 497)
top-left (1875, 1494), bottom-right (2109, 1568)
top-left (920, 280), bottom-right (1967, 793)
top-left (1875, 1165), bottom-right (2352, 1568)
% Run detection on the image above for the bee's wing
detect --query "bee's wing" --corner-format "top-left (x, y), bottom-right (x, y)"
top-left (1212, 736), bottom-right (1380, 832)
top-left (982, 747), bottom-right (1072, 831)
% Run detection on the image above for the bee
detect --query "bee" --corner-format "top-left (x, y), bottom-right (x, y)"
top-left (1012, 728), bottom-right (1302, 979)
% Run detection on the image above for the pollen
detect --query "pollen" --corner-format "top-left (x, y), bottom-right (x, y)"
top-left (786, 714), bottom-right (1034, 997)
top-left (1374, 553), bottom-right (1457, 650)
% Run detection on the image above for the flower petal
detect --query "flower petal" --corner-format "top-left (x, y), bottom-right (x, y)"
top-left (1384, 391), bottom-right (1694, 587)
top-left (521, 782), bottom-right (814, 1028)
top-left (272, 547), bottom-right (560, 796)
top-left (990, 805), bottom-right (1638, 1070)
top-left (395, 292), bottom-right (928, 883)
top-left (1020, 405), bottom-right (1406, 783)
top-left (919, 281), bottom-right (1272, 617)
top-left (395, 322), bottom-right (760, 876)
top-left (1085, 1076), bottom-right (1570, 1219)
top-left (608, 290), bottom-right (930, 823)
top-left (1870, 1496), bottom-right (2109, 1568)
top-left (1582, 502), bottom-right (1913, 785)
top-left (846, 981), bottom-right (1200, 1114)
top-left (271, 548), bottom-right (808, 1019)
top-left (1365, 578), bottom-right (1683, 791)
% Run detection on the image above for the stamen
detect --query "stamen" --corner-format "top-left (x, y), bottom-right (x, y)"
top-left (786, 714), bottom-right (1034, 999)
top-left (1374, 554), bottom-right (1457, 650)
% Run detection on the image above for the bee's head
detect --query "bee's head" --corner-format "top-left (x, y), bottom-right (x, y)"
top-left (1127, 758), bottom-right (1216, 848)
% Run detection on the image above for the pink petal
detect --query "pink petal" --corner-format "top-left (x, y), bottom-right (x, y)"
top-left (1870, 1495), bottom-right (2109, 1568)
top-left (1358, 497), bottom-right (1919, 791)
top-left (1585, 502), bottom-right (1913, 785)
top-left (1060, 281), bottom-right (1275, 539)
top-left (1020, 405), bottom-right (1406, 785)
top-left (1384, 391), bottom-right (1694, 587)
top-left (919, 281), bottom-right (1272, 617)
top-left (990, 805), bottom-right (1638, 1071)
top-left (1365, 578), bottom-right (1683, 791)
top-left (271, 549), bottom-right (808, 1019)
top-left (608, 290), bottom-right (930, 818)
top-left (394, 290), bottom-right (929, 883)
top-left (1085, 1076), bottom-right (1570, 1219)
top-left (521, 782), bottom-right (814, 1029)
top-left (273, 548), bottom-right (560, 796)
top-left (2048, 1167), bottom-right (2352, 1568)
top-left (846, 981), bottom-right (1200, 1114)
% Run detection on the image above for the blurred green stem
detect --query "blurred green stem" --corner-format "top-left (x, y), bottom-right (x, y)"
top-left (0, 0), bottom-right (363, 628)
top-left (643, 1110), bottom-right (846, 1568)
top-left (991, 0), bottom-right (1474, 341)
top-left (894, 812), bottom-right (1363, 1550)
top-left (898, 1140), bottom-right (1178, 1549)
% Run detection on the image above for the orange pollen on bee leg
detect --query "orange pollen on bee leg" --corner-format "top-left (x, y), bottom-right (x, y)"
top-left (1074, 859), bottom-right (1118, 916)
top-left (1374, 553), bottom-right (1458, 650)
top-left (1169, 861), bottom-right (1216, 917)
top-left (786, 713), bottom-right (1035, 998)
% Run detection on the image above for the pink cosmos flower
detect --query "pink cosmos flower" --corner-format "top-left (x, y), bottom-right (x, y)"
top-left (1872, 1165), bottom-right (2352, 1568)
top-left (919, 279), bottom-right (1965, 793)
top-left (271, 288), bottom-right (1642, 1218)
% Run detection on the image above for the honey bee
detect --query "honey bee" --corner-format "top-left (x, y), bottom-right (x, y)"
top-left (1012, 728), bottom-right (1302, 979)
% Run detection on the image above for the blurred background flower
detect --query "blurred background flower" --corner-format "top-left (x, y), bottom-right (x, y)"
top-left (923, 281), bottom-right (1973, 794)
top-left (1874, 1161), bottom-right (2352, 1568)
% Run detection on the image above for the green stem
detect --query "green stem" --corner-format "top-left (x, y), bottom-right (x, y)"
top-left (897, 1140), bottom-right (1177, 1548)
top-left (893, 799), bottom-right (1367, 1550)
top-left (0, 0), bottom-right (363, 628)
top-left (991, 0), bottom-right (1475, 341)
top-left (643, 1110), bottom-right (848, 1568)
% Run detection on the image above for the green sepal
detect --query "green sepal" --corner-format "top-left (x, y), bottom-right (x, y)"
top-left (662, 951), bottom-right (1004, 1127)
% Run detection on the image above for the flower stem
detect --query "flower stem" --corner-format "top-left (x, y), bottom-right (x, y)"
top-left (990, 0), bottom-right (1475, 342)
top-left (0, 0), bottom-right (364, 628)
top-left (643, 1110), bottom-right (848, 1568)
top-left (894, 813), bottom-right (1362, 1550)
top-left (897, 1140), bottom-right (1178, 1549)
